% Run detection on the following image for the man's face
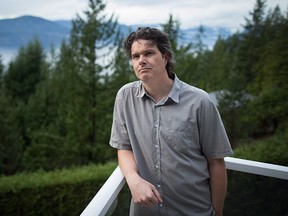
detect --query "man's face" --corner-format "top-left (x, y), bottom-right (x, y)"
top-left (130, 39), bottom-right (167, 82)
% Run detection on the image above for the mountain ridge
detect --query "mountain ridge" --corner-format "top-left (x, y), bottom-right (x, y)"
top-left (0, 15), bottom-right (70, 49)
top-left (0, 15), bottom-right (231, 64)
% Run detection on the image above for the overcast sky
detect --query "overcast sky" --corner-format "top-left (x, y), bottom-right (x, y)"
top-left (0, 0), bottom-right (286, 32)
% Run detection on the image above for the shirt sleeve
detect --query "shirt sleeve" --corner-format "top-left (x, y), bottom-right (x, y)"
top-left (109, 89), bottom-right (132, 150)
top-left (198, 94), bottom-right (233, 159)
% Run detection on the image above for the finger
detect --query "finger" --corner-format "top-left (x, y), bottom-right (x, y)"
top-left (152, 187), bottom-right (163, 203)
top-left (145, 199), bottom-right (157, 207)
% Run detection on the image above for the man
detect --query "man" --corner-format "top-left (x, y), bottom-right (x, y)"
top-left (109, 27), bottom-right (233, 216)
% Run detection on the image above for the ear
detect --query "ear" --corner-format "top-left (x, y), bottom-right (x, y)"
top-left (163, 54), bottom-right (168, 63)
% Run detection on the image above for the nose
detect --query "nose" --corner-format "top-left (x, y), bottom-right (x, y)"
top-left (139, 55), bottom-right (147, 65)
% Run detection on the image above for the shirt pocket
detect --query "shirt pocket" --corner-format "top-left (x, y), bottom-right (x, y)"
top-left (160, 119), bottom-right (199, 154)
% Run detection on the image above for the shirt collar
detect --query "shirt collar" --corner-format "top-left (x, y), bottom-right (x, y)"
top-left (168, 74), bottom-right (180, 103)
top-left (135, 81), bottom-right (146, 98)
top-left (136, 74), bottom-right (181, 104)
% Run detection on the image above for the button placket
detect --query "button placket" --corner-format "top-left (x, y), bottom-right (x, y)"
top-left (153, 105), bottom-right (167, 214)
top-left (153, 105), bottom-right (161, 175)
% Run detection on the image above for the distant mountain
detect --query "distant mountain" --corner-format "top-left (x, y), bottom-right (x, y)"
top-left (180, 27), bottom-right (231, 48)
top-left (0, 15), bottom-right (70, 49)
top-left (0, 15), bottom-right (231, 64)
top-left (54, 20), bottom-right (73, 30)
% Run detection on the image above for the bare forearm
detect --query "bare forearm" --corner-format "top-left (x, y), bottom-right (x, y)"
top-left (117, 149), bottom-right (139, 182)
top-left (208, 158), bottom-right (228, 216)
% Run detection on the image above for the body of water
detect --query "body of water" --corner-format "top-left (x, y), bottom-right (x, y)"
top-left (0, 48), bottom-right (18, 66)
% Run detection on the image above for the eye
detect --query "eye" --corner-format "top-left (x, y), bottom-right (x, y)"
top-left (131, 54), bottom-right (139, 60)
top-left (145, 51), bottom-right (154, 56)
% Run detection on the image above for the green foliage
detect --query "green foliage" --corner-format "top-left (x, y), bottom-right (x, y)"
top-left (232, 133), bottom-right (288, 166)
top-left (0, 162), bottom-right (116, 193)
top-left (3, 39), bottom-right (45, 103)
top-left (0, 1), bottom-right (287, 215)
top-left (161, 14), bottom-right (181, 51)
top-left (243, 87), bottom-right (288, 137)
top-left (160, 14), bottom-right (197, 84)
top-left (0, 0), bottom-right (287, 177)
top-left (0, 0), bottom-right (124, 175)
top-left (0, 55), bottom-right (3, 87)
top-left (54, 0), bottom-right (119, 163)
top-left (0, 40), bottom-right (48, 175)
top-left (0, 162), bottom-right (117, 215)
top-left (0, 92), bottom-right (25, 175)
top-left (213, 0), bottom-right (288, 145)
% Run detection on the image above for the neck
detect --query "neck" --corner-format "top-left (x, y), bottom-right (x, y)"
top-left (143, 75), bottom-right (174, 103)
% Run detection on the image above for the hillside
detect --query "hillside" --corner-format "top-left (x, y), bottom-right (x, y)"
top-left (0, 15), bottom-right (231, 64)
top-left (0, 15), bottom-right (70, 48)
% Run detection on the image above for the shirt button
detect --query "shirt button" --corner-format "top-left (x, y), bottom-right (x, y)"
top-left (157, 184), bottom-right (161, 188)
top-left (155, 165), bottom-right (159, 168)
top-left (155, 145), bottom-right (158, 148)
top-left (159, 203), bottom-right (163, 207)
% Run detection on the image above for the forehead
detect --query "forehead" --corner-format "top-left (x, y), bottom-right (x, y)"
top-left (131, 39), bottom-right (158, 52)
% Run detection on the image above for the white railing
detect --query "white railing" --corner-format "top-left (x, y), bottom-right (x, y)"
top-left (80, 166), bottom-right (125, 216)
top-left (224, 157), bottom-right (288, 180)
top-left (80, 157), bottom-right (288, 216)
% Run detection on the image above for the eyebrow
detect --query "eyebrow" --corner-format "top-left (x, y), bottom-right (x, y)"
top-left (131, 48), bottom-right (156, 56)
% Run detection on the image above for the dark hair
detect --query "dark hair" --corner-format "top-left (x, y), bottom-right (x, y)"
top-left (124, 27), bottom-right (175, 79)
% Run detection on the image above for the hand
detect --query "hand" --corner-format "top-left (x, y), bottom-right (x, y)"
top-left (127, 174), bottom-right (163, 207)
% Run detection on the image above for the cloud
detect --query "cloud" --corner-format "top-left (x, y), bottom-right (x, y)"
top-left (105, 1), bottom-right (249, 30)
top-left (0, 0), bottom-right (87, 20)
top-left (0, 0), bottom-right (286, 31)
top-left (106, 0), bottom-right (286, 31)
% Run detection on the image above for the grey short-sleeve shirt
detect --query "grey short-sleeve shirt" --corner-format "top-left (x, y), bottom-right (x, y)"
top-left (110, 75), bottom-right (233, 216)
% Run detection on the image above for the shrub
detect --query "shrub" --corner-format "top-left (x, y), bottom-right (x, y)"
top-left (0, 162), bottom-right (117, 215)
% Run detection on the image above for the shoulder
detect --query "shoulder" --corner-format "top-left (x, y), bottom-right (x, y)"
top-left (115, 81), bottom-right (142, 102)
top-left (117, 81), bottom-right (140, 95)
top-left (180, 81), bottom-right (213, 104)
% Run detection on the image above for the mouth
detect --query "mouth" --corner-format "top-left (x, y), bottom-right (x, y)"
top-left (139, 67), bottom-right (150, 73)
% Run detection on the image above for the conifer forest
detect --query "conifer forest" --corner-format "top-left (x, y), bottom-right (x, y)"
top-left (0, 0), bottom-right (287, 176)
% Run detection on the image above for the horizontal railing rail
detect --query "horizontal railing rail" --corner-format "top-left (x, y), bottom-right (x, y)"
top-left (224, 157), bottom-right (288, 180)
top-left (80, 157), bottom-right (288, 216)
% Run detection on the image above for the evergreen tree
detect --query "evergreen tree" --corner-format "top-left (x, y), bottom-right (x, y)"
top-left (3, 39), bottom-right (45, 103)
top-left (0, 40), bottom-right (45, 174)
top-left (0, 40), bottom-right (47, 174)
top-left (0, 92), bottom-right (25, 175)
top-left (238, 0), bottom-right (267, 94)
top-left (161, 14), bottom-right (196, 83)
top-left (22, 52), bottom-right (61, 171)
top-left (68, 0), bottom-right (118, 163)
top-left (245, 5), bottom-right (288, 136)
top-left (161, 14), bottom-right (181, 51)
top-left (189, 25), bottom-right (210, 89)
top-left (23, 0), bottom-right (120, 169)
top-left (193, 25), bottom-right (208, 56)
top-left (216, 0), bottom-right (288, 142)
top-left (24, 0), bottom-right (120, 169)
top-left (0, 55), bottom-right (3, 88)
top-left (0, 55), bottom-right (25, 174)
top-left (108, 34), bottom-right (135, 98)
